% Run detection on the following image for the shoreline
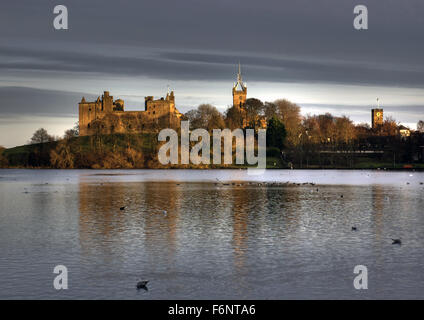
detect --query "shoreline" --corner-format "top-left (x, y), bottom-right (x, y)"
top-left (1, 166), bottom-right (424, 171)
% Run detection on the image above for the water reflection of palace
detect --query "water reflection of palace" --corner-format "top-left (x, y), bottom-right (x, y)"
top-left (78, 180), bottom-right (181, 261)
top-left (77, 179), bottom-right (312, 276)
top-left (230, 186), bottom-right (251, 273)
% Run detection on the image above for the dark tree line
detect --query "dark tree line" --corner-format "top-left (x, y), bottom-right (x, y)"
top-left (182, 99), bottom-right (424, 167)
top-left (9, 100), bottom-right (424, 169)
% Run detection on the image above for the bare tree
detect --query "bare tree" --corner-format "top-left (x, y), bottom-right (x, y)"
top-left (417, 120), bottom-right (424, 133)
top-left (64, 122), bottom-right (80, 140)
top-left (263, 101), bottom-right (277, 119)
top-left (29, 128), bottom-right (54, 144)
top-left (302, 115), bottom-right (321, 145)
top-left (381, 117), bottom-right (399, 136)
top-left (0, 145), bottom-right (8, 167)
top-left (335, 116), bottom-right (356, 144)
top-left (224, 105), bottom-right (243, 130)
top-left (244, 98), bottom-right (264, 129)
top-left (274, 99), bottom-right (302, 147)
top-left (185, 104), bottom-right (225, 131)
top-left (50, 140), bottom-right (74, 168)
top-left (355, 122), bottom-right (371, 139)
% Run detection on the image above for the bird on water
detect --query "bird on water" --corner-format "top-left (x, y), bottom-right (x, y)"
top-left (136, 280), bottom-right (149, 290)
top-left (392, 239), bottom-right (402, 245)
top-left (352, 227), bottom-right (357, 231)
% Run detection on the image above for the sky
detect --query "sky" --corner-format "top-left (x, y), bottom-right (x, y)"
top-left (0, 0), bottom-right (424, 147)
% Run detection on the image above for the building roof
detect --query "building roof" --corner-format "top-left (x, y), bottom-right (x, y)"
top-left (233, 62), bottom-right (246, 91)
top-left (235, 82), bottom-right (245, 91)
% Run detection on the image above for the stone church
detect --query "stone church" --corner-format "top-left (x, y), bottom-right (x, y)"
top-left (233, 63), bottom-right (266, 129)
top-left (232, 63), bottom-right (247, 109)
top-left (78, 90), bottom-right (182, 136)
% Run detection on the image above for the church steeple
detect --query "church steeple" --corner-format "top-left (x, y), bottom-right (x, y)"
top-left (233, 62), bottom-right (247, 108)
top-left (234, 62), bottom-right (246, 91)
top-left (237, 62), bottom-right (242, 82)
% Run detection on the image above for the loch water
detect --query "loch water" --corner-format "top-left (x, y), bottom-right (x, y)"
top-left (0, 169), bottom-right (423, 299)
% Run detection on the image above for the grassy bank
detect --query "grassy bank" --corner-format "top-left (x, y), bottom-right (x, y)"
top-left (2, 133), bottom-right (424, 169)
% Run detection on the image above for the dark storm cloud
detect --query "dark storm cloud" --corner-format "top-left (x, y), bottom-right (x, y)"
top-left (0, 87), bottom-right (90, 116)
top-left (0, 86), bottom-right (146, 116)
top-left (0, 0), bottom-right (424, 87)
top-left (1, 0), bottom-right (423, 147)
top-left (0, 0), bottom-right (423, 120)
top-left (1, 45), bottom-right (424, 88)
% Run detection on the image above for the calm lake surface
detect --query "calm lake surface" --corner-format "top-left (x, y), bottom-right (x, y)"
top-left (1, 169), bottom-right (424, 299)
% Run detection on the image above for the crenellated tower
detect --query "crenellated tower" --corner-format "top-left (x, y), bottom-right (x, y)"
top-left (371, 98), bottom-right (383, 129)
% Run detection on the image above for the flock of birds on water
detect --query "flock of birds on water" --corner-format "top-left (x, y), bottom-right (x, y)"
top-left (117, 180), bottom-right (405, 292)
top-left (351, 226), bottom-right (402, 245)
top-left (17, 175), bottom-right (413, 292)
top-left (7, 172), bottom-right (419, 294)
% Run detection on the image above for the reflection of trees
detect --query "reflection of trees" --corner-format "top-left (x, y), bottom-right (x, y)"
top-left (371, 185), bottom-right (384, 242)
top-left (231, 186), bottom-right (251, 274)
top-left (264, 185), bottom-right (302, 232)
top-left (77, 179), bottom-right (311, 281)
top-left (78, 180), bottom-right (180, 261)
top-left (143, 182), bottom-right (180, 264)
top-left (79, 182), bottom-right (132, 257)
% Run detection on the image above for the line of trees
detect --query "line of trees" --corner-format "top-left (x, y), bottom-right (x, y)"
top-left (183, 98), bottom-right (423, 146)
top-left (183, 99), bottom-right (360, 147)
top-left (28, 122), bottom-right (79, 145)
top-left (182, 98), bottom-right (424, 167)
top-left (10, 98), bottom-right (424, 169)
top-left (0, 145), bottom-right (7, 167)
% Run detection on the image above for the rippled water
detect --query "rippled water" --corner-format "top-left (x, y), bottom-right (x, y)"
top-left (1, 169), bottom-right (424, 299)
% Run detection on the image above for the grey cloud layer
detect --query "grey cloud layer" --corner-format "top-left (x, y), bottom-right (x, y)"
top-left (0, 0), bottom-right (423, 122)
top-left (0, 0), bottom-right (423, 87)
top-left (0, 87), bottom-right (148, 116)
top-left (0, 87), bottom-right (422, 124)
top-left (0, 87), bottom-right (91, 116)
top-left (1, 45), bottom-right (424, 88)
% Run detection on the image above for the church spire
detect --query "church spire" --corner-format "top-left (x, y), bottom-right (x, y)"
top-left (232, 62), bottom-right (247, 109)
top-left (234, 62), bottom-right (246, 92)
top-left (237, 61), bottom-right (242, 82)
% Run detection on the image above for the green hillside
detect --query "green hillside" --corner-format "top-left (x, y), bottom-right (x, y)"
top-left (2, 133), bottom-right (158, 168)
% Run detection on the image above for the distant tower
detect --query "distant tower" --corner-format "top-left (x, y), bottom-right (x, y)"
top-left (371, 98), bottom-right (383, 129)
top-left (232, 62), bottom-right (247, 108)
